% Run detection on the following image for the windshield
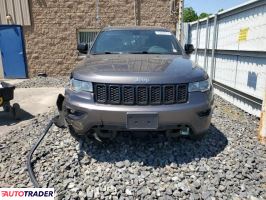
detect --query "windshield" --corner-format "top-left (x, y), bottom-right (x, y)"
top-left (90, 29), bottom-right (183, 55)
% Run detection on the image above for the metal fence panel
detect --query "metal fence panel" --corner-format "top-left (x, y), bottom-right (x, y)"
top-left (206, 21), bottom-right (214, 47)
top-left (0, 0), bottom-right (31, 26)
top-left (234, 56), bottom-right (266, 99)
top-left (198, 22), bottom-right (208, 49)
top-left (188, 0), bottom-right (266, 117)
top-left (0, 0), bottom-right (7, 24)
top-left (190, 25), bottom-right (198, 46)
top-left (217, 4), bottom-right (266, 51)
top-left (214, 54), bottom-right (239, 90)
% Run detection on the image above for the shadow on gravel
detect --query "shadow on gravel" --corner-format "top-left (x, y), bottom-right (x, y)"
top-left (0, 108), bottom-right (34, 126)
top-left (80, 124), bottom-right (228, 167)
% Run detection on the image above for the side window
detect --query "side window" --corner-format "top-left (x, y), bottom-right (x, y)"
top-left (78, 30), bottom-right (99, 49)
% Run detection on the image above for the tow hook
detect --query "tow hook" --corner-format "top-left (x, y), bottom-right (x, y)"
top-left (180, 127), bottom-right (190, 136)
top-left (93, 132), bottom-right (103, 142)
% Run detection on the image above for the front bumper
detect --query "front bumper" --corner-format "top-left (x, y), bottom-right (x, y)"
top-left (64, 88), bottom-right (214, 135)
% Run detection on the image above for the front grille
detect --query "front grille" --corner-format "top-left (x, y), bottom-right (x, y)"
top-left (109, 85), bottom-right (121, 104)
top-left (177, 84), bottom-right (188, 103)
top-left (136, 86), bottom-right (148, 105)
top-left (123, 86), bottom-right (135, 105)
top-left (96, 84), bottom-right (107, 103)
top-left (94, 83), bottom-right (188, 105)
top-left (164, 85), bottom-right (176, 104)
top-left (150, 86), bottom-right (161, 105)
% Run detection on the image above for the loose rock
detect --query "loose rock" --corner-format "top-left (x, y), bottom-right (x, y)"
top-left (0, 83), bottom-right (265, 200)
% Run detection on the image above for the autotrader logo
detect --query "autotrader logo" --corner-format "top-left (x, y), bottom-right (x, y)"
top-left (0, 188), bottom-right (54, 200)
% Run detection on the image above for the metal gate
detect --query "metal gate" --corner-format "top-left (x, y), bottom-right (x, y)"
top-left (78, 30), bottom-right (99, 49)
top-left (0, 25), bottom-right (27, 78)
top-left (186, 0), bottom-right (266, 117)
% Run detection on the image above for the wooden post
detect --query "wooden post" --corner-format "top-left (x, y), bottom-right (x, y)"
top-left (259, 90), bottom-right (266, 144)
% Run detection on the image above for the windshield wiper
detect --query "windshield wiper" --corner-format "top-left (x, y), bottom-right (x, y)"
top-left (92, 51), bottom-right (180, 55)
top-left (91, 52), bottom-right (121, 55)
top-left (128, 51), bottom-right (170, 55)
top-left (128, 51), bottom-right (149, 54)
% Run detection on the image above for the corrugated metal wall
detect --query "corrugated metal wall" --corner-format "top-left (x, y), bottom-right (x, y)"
top-left (0, 0), bottom-right (31, 26)
top-left (188, 0), bottom-right (266, 117)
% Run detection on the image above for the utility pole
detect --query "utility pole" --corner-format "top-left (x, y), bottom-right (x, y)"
top-left (259, 89), bottom-right (266, 144)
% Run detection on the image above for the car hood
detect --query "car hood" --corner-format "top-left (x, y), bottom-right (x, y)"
top-left (72, 54), bottom-right (208, 84)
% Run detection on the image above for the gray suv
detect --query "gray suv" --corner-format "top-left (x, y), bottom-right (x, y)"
top-left (62, 26), bottom-right (214, 140)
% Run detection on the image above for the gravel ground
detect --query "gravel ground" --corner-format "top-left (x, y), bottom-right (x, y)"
top-left (16, 76), bottom-right (69, 88)
top-left (0, 97), bottom-right (265, 200)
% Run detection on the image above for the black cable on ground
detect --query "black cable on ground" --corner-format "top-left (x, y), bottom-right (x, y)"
top-left (26, 119), bottom-right (55, 188)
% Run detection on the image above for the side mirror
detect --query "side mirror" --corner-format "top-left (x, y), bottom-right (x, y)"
top-left (184, 44), bottom-right (195, 55)
top-left (77, 43), bottom-right (88, 54)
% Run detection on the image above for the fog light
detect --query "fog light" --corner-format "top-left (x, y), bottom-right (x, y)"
top-left (67, 109), bottom-right (85, 117)
top-left (198, 109), bottom-right (211, 117)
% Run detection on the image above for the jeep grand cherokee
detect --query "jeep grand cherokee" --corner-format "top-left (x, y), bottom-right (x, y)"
top-left (63, 26), bottom-right (214, 140)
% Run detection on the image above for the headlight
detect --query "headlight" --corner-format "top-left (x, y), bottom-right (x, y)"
top-left (188, 79), bottom-right (211, 92)
top-left (70, 78), bottom-right (93, 92)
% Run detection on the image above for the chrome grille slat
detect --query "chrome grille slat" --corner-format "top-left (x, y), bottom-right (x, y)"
top-left (94, 83), bottom-right (188, 105)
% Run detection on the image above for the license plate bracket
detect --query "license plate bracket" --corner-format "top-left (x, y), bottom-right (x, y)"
top-left (127, 112), bottom-right (158, 130)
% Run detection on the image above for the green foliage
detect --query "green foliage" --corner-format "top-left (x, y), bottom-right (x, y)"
top-left (198, 13), bottom-right (211, 20)
top-left (183, 7), bottom-right (214, 22)
top-left (183, 7), bottom-right (198, 22)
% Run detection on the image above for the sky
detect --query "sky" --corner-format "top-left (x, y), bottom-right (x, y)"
top-left (184, 0), bottom-right (249, 14)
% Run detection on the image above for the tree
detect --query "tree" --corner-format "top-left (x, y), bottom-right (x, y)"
top-left (183, 7), bottom-right (198, 22)
top-left (218, 9), bottom-right (224, 13)
top-left (198, 12), bottom-right (211, 20)
top-left (183, 7), bottom-right (213, 22)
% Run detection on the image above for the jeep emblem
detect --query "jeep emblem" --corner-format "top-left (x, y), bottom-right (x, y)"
top-left (136, 77), bottom-right (150, 83)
